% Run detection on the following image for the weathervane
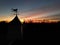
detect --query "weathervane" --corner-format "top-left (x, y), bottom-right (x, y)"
top-left (11, 8), bottom-right (18, 16)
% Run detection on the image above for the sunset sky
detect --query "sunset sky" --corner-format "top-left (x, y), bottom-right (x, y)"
top-left (0, 0), bottom-right (60, 22)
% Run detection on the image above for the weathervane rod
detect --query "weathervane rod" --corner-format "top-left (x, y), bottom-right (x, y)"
top-left (12, 8), bottom-right (18, 16)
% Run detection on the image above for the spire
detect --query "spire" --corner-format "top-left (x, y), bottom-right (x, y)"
top-left (10, 8), bottom-right (21, 24)
top-left (8, 8), bottom-right (23, 40)
top-left (9, 15), bottom-right (21, 24)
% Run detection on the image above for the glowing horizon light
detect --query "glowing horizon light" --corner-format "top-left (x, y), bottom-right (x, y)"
top-left (23, 18), bottom-right (60, 23)
top-left (20, 19), bottom-right (24, 24)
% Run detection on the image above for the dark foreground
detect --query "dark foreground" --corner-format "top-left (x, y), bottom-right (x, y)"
top-left (23, 22), bottom-right (60, 44)
top-left (0, 21), bottom-right (60, 45)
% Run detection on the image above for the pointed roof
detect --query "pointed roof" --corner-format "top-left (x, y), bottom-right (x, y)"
top-left (8, 15), bottom-right (21, 40)
top-left (9, 15), bottom-right (21, 24)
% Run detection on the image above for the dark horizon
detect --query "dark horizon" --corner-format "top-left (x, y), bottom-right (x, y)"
top-left (0, 14), bottom-right (60, 44)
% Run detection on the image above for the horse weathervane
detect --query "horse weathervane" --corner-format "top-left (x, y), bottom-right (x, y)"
top-left (11, 8), bottom-right (18, 16)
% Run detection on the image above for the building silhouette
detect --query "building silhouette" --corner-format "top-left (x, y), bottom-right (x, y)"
top-left (8, 15), bottom-right (21, 41)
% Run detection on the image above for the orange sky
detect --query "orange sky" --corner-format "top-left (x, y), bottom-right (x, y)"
top-left (0, 10), bottom-right (60, 23)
